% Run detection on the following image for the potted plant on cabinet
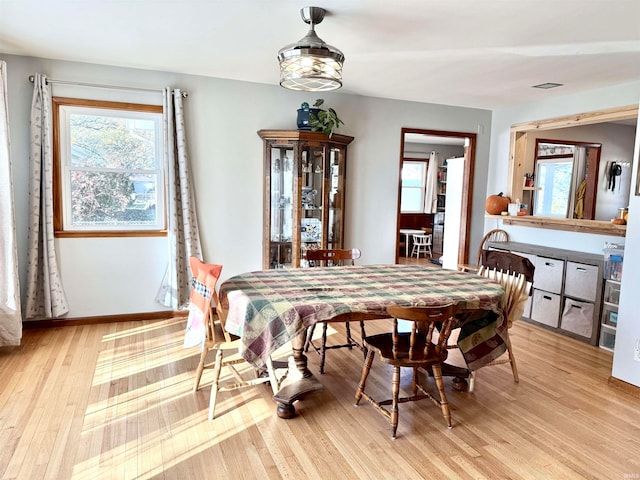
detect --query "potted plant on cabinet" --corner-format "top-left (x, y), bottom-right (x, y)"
top-left (308, 99), bottom-right (344, 137)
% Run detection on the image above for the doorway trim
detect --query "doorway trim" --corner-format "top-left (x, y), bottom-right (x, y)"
top-left (396, 127), bottom-right (477, 266)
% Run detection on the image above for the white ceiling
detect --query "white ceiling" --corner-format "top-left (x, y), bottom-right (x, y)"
top-left (1, 0), bottom-right (640, 110)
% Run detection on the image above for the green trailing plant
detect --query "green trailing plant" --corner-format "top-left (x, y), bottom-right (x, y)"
top-left (308, 99), bottom-right (344, 137)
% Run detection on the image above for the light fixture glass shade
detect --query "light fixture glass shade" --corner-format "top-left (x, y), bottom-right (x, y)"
top-left (278, 7), bottom-right (344, 92)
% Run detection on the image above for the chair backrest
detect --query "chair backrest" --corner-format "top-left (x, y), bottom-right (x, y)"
top-left (412, 234), bottom-right (432, 245)
top-left (306, 248), bottom-right (361, 267)
top-left (476, 229), bottom-right (509, 266)
top-left (189, 256), bottom-right (223, 343)
top-left (385, 304), bottom-right (457, 361)
top-left (481, 250), bottom-right (535, 284)
top-left (478, 267), bottom-right (529, 328)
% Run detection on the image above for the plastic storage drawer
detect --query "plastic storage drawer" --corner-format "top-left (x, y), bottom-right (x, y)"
top-left (560, 298), bottom-right (595, 338)
top-left (564, 261), bottom-right (598, 302)
top-left (530, 289), bottom-right (561, 327)
top-left (533, 257), bottom-right (564, 294)
top-left (599, 324), bottom-right (616, 351)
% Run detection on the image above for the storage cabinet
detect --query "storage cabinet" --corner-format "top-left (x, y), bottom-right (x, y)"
top-left (259, 130), bottom-right (354, 269)
top-left (599, 279), bottom-right (620, 351)
top-left (487, 241), bottom-right (604, 345)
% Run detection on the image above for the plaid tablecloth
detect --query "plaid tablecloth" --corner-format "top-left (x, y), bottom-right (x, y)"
top-left (219, 264), bottom-right (505, 370)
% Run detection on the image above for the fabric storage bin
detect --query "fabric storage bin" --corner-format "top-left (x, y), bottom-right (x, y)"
top-left (533, 257), bottom-right (564, 294)
top-left (530, 289), bottom-right (561, 327)
top-left (560, 298), bottom-right (595, 338)
top-left (564, 262), bottom-right (598, 302)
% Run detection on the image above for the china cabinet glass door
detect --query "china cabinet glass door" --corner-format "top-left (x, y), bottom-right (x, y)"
top-left (268, 145), bottom-right (294, 268)
top-left (327, 146), bottom-right (345, 250)
top-left (300, 145), bottom-right (325, 263)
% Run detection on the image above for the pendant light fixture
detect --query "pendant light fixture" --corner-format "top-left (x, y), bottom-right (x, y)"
top-left (278, 6), bottom-right (344, 92)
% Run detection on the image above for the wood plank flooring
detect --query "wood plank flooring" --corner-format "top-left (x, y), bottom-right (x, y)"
top-left (1, 317), bottom-right (639, 479)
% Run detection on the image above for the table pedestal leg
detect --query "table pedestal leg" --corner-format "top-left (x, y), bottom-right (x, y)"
top-left (273, 329), bottom-right (324, 418)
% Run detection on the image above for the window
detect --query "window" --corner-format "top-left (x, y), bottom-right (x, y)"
top-left (533, 157), bottom-right (574, 217)
top-left (400, 161), bottom-right (427, 213)
top-left (53, 98), bottom-right (165, 236)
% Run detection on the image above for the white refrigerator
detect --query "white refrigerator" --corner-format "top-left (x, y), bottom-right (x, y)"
top-left (441, 157), bottom-right (465, 270)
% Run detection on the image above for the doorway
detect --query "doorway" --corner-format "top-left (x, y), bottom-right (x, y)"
top-left (396, 128), bottom-right (477, 267)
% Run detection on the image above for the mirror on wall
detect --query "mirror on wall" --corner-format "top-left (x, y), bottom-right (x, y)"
top-left (510, 105), bottom-right (637, 224)
top-left (532, 140), bottom-right (601, 219)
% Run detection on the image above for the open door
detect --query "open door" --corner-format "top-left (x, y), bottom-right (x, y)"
top-left (396, 128), bottom-right (476, 267)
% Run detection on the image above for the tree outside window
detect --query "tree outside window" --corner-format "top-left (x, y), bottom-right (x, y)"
top-left (53, 98), bottom-right (165, 235)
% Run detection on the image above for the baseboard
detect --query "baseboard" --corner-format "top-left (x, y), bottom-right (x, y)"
top-left (22, 310), bottom-right (188, 329)
top-left (608, 376), bottom-right (640, 398)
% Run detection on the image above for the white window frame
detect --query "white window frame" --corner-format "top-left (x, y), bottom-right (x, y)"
top-left (400, 160), bottom-right (427, 213)
top-left (54, 98), bottom-right (165, 235)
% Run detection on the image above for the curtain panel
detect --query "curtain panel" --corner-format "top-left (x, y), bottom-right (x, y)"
top-left (156, 88), bottom-right (202, 309)
top-left (424, 151), bottom-right (439, 214)
top-left (0, 61), bottom-right (23, 345)
top-left (25, 73), bottom-right (69, 319)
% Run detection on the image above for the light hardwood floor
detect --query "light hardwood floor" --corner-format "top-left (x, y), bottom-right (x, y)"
top-left (1, 317), bottom-right (639, 479)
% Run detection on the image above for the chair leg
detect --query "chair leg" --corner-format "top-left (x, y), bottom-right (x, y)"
top-left (411, 367), bottom-right (419, 396)
top-left (431, 364), bottom-right (452, 428)
top-left (304, 324), bottom-right (317, 353)
top-left (468, 370), bottom-right (477, 392)
top-left (359, 321), bottom-right (368, 358)
top-left (355, 350), bottom-right (375, 405)
top-left (193, 345), bottom-right (210, 392)
top-left (345, 321), bottom-right (353, 350)
top-left (391, 366), bottom-right (401, 440)
top-left (506, 335), bottom-right (519, 383)
top-left (319, 323), bottom-right (329, 374)
top-left (208, 347), bottom-right (224, 421)
top-left (265, 355), bottom-right (280, 395)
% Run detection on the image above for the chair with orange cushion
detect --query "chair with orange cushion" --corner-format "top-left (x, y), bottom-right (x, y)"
top-left (187, 257), bottom-right (285, 420)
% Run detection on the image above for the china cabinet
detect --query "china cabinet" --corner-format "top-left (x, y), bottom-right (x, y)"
top-left (258, 130), bottom-right (354, 269)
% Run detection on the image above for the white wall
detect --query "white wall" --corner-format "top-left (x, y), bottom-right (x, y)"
top-left (2, 53), bottom-right (493, 318)
top-left (612, 105), bottom-right (640, 387)
top-left (489, 83), bottom-right (640, 387)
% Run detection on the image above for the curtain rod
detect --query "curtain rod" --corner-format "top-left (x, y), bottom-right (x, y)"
top-left (27, 75), bottom-right (188, 98)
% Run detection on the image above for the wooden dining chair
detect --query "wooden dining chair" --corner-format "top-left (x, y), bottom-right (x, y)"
top-left (469, 250), bottom-right (534, 392)
top-left (304, 248), bottom-right (365, 373)
top-left (458, 228), bottom-right (509, 272)
top-left (354, 303), bottom-right (457, 439)
top-left (188, 257), bottom-right (284, 420)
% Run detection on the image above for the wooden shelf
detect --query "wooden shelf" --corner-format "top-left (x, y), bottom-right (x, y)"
top-left (486, 215), bottom-right (627, 237)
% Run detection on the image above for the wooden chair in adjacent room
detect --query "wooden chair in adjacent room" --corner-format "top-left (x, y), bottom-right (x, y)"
top-left (458, 228), bottom-right (509, 273)
top-left (469, 250), bottom-right (535, 392)
top-left (354, 303), bottom-right (457, 439)
top-left (411, 233), bottom-right (432, 259)
top-left (188, 256), bottom-right (284, 420)
top-left (304, 248), bottom-right (365, 374)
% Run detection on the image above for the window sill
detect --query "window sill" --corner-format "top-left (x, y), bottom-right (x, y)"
top-left (486, 215), bottom-right (626, 237)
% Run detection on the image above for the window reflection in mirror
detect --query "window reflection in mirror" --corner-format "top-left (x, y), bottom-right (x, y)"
top-left (534, 156), bottom-right (574, 217)
top-left (532, 139), bottom-right (601, 219)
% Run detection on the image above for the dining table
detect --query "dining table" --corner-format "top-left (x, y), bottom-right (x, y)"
top-left (219, 264), bottom-right (505, 418)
